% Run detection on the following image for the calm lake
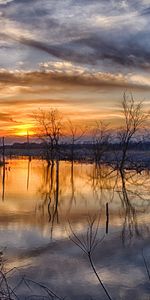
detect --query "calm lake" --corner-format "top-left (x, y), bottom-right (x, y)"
top-left (0, 158), bottom-right (150, 300)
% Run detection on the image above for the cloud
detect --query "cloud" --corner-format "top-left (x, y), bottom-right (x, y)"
top-left (0, 0), bottom-right (149, 72)
top-left (0, 112), bottom-right (18, 123)
top-left (4, 27), bottom-right (149, 71)
top-left (140, 6), bottom-right (150, 15)
top-left (0, 0), bottom-right (150, 138)
top-left (0, 0), bottom-right (14, 4)
top-left (0, 69), bottom-right (150, 92)
top-left (0, 98), bottom-right (69, 107)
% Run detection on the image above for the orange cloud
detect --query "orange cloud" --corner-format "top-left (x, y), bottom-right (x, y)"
top-left (0, 69), bottom-right (149, 138)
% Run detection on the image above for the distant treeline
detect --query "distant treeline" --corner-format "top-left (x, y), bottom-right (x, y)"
top-left (1, 141), bottom-right (150, 151)
top-left (0, 140), bottom-right (150, 163)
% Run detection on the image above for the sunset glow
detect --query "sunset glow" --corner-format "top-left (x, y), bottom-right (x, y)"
top-left (14, 124), bottom-right (35, 137)
top-left (0, 0), bottom-right (150, 141)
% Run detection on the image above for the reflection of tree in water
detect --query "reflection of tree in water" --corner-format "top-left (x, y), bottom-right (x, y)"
top-left (87, 164), bottom-right (118, 204)
top-left (36, 159), bottom-right (150, 244)
top-left (88, 164), bottom-right (150, 245)
top-left (37, 161), bottom-right (95, 235)
top-left (37, 160), bottom-right (60, 237)
top-left (0, 164), bottom-right (10, 201)
top-left (118, 169), bottom-right (150, 246)
top-left (119, 170), bottom-right (140, 244)
top-left (66, 161), bottom-right (76, 213)
top-left (26, 156), bottom-right (31, 191)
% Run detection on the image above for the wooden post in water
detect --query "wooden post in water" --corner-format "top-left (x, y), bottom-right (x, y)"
top-left (2, 136), bottom-right (5, 164)
top-left (26, 131), bottom-right (31, 190)
top-left (106, 202), bottom-right (109, 234)
top-left (2, 165), bottom-right (5, 201)
top-left (1, 137), bottom-right (5, 201)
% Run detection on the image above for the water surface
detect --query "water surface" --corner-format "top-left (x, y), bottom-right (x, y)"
top-left (0, 158), bottom-right (149, 299)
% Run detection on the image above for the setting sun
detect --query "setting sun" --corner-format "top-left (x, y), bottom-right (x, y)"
top-left (13, 124), bottom-right (35, 137)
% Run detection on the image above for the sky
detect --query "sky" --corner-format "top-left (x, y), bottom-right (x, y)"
top-left (0, 0), bottom-right (150, 140)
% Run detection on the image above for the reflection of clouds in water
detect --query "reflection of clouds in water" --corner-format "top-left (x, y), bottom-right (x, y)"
top-left (7, 257), bottom-right (33, 271)
top-left (0, 228), bottom-right (50, 251)
top-left (4, 232), bottom-right (150, 300)
top-left (0, 221), bottom-right (105, 252)
top-left (85, 266), bottom-right (144, 286)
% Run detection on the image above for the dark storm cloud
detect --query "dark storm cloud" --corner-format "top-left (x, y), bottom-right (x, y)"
top-left (140, 6), bottom-right (150, 15)
top-left (0, 0), bottom-right (150, 73)
top-left (8, 32), bottom-right (149, 71)
top-left (74, 33), bottom-right (150, 69)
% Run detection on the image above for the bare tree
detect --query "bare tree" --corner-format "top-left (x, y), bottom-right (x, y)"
top-left (92, 121), bottom-right (110, 165)
top-left (67, 120), bottom-right (87, 162)
top-left (34, 109), bottom-right (62, 164)
top-left (66, 120), bottom-right (87, 199)
top-left (0, 249), bottom-right (64, 299)
top-left (118, 93), bottom-right (147, 171)
top-left (68, 215), bottom-right (113, 300)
